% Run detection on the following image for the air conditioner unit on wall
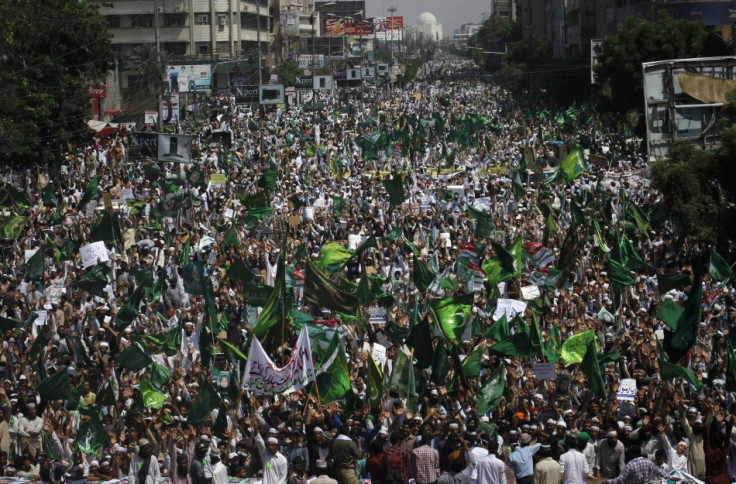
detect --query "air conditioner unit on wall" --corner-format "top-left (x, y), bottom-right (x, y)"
top-left (219, 17), bottom-right (227, 26)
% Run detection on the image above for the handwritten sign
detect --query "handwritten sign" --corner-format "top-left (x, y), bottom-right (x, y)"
top-left (348, 234), bottom-right (363, 250)
top-left (617, 378), bottom-right (637, 402)
top-left (521, 285), bottom-right (541, 300)
top-left (371, 343), bottom-right (387, 369)
top-left (80, 241), bottom-right (109, 268)
top-left (493, 299), bottom-right (528, 320)
top-left (121, 188), bottom-right (134, 202)
top-left (46, 279), bottom-right (65, 305)
top-left (209, 174), bottom-right (227, 186)
top-left (369, 306), bottom-right (386, 324)
top-left (532, 362), bottom-right (557, 381)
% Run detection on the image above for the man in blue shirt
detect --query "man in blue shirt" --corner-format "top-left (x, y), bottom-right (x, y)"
top-left (507, 433), bottom-right (541, 484)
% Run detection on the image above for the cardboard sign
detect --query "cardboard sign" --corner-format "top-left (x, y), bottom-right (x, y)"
top-left (521, 285), bottom-right (541, 300)
top-left (46, 279), bottom-right (65, 305)
top-left (303, 207), bottom-right (315, 221)
top-left (103, 192), bottom-right (113, 213)
top-left (532, 362), bottom-right (557, 380)
top-left (371, 343), bottom-right (387, 368)
top-left (209, 174), bottom-right (227, 187)
top-left (288, 216), bottom-right (302, 227)
top-left (369, 306), bottom-right (386, 324)
top-left (348, 234), bottom-right (363, 250)
top-left (80, 241), bottom-right (109, 268)
top-left (617, 378), bottom-right (637, 402)
top-left (223, 208), bottom-right (234, 219)
top-left (86, 200), bottom-right (97, 218)
top-left (493, 299), bottom-right (528, 320)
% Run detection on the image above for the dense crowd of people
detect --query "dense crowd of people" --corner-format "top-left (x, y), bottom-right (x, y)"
top-left (0, 53), bottom-right (733, 484)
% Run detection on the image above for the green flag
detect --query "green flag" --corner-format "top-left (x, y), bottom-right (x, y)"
top-left (483, 314), bottom-right (510, 342)
top-left (222, 225), bottom-right (240, 249)
top-left (0, 216), bottom-right (28, 240)
top-left (580, 337), bottom-right (606, 398)
top-left (75, 414), bottom-right (108, 457)
top-left (140, 374), bottom-right (166, 409)
top-left (657, 273), bottom-right (692, 294)
top-left (709, 250), bottom-right (735, 282)
top-left (114, 343), bottom-right (152, 372)
top-left (27, 246), bottom-right (45, 280)
top-left (182, 261), bottom-right (205, 295)
top-left (406, 317), bottom-right (434, 369)
top-left (225, 259), bottom-right (254, 285)
top-left (560, 149), bottom-right (586, 181)
top-left (545, 323), bottom-right (562, 363)
top-left (304, 260), bottom-right (360, 315)
top-left (659, 357), bottom-right (703, 389)
top-left (656, 300), bottom-right (683, 330)
top-left (383, 173), bottom-right (406, 210)
top-left (90, 213), bottom-right (121, 245)
top-left (430, 343), bottom-right (451, 384)
top-left (628, 204), bottom-right (650, 237)
top-left (258, 168), bottom-right (278, 191)
top-left (561, 330), bottom-right (596, 364)
top-left (429, 295), bottom-right (473, 343)
top-left (188, 379), bottom-right (221, 427)
top-left (333, 197), bottom-right (347, 214)
top-left (36, 368), bottom-right (70, 401)
top-left (488, 330), bottom-right (534, 358)
top-left (315, 243), bottom-right (353, 273)
top-left (491, 240), bottom-right (521, 276)
top-left (462, 345), bottom-right (484, 378)
top-left (30, 326), bottom-right (51, 361)
top-left (80, 177), bottom-right (99, 207)
top-left (366, 354), bottom-right (384, 409)
top-left (571, 199), bottom-right (585, 227)
top-left (476, 361), bottom-right (506, 415)
top-left (251, 253), bottom-right (291, 354)
top-left (383, 228), bottom-right (404, 241)
top-left (73, 263), bottom-right (112, 298)
top-left (662, 278), bottom-right (702, 363)
top-left (312, 333), bottom-right (352, 404)
top-left (388, 347), bottom-right (418, 398)
top-left (607, 258), bottom-right (635, 286)
top-left (413, 254), bottom-right (435, 292)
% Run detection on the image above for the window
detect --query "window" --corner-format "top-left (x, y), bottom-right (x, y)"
top-left (163, 13), bottom-right (186, 27)
top-left (199, 45), bottom-right (209, 55)
top-left (106, 15), bottom-right (121, 28)
top-left (195, 13), bottom-right (210, 25)
top-left (131, 14), bottom-right (153, 28)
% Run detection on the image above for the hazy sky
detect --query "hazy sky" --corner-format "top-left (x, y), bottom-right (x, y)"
top-left (364, 0), bottom-right (491, 36)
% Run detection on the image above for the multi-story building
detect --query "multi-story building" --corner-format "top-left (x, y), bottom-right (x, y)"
top-left (91, 0), bottom-right (277, 90)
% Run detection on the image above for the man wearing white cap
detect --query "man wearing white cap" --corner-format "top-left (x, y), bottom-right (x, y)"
top-left (128, 438), bottom-right (161, 484)
top-left (679, 405), bottom-right (706, 478)
top-left (252, 398), bottom-right (287, 484)
top-left (594, 430), bottom-right (624, 480)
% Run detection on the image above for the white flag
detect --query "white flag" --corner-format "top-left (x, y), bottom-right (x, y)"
top-left (242, 326), bottom-right (316, 395)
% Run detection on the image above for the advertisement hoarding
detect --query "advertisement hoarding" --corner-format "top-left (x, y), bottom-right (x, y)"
top-left (372, 16), bottom-right (404, 41)
top-left (166, 64), bottom-right (212, 93)
top-left (298, 55), bottom-right (326, 69)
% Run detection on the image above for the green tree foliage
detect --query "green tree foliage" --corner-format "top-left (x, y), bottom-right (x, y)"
top-left (651, 140), bottom-right (723, 243)
top-left (278, 59), bottom-right (300, 87)
top-left (128, 44), bottom-right (168, 97)
top-left (595, 13), bottom-right (727, 114)
top-left (0, 0), bottom-right (115, 163)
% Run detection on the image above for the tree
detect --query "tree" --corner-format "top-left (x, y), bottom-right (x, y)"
top-left (278, 59), bottom-right (300, 87)
top-left (595, 13), bottom-right (727, 114)
top-left (651, 140), bottom-right (723, 243)
top-left (0, 0), bottom-right (115, 163)
top-left (128, 44), bottom-right (168, 97)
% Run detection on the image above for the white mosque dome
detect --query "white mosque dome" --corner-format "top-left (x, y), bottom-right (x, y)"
top-left (418, 12), bottom-right (437, 26)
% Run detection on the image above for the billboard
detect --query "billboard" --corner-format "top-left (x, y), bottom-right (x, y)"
top-left (642, 56), bottom-right (736, 159)
top-left (373, 16), bottom-right (403, 41)
top-left (259, 85), bottom-right (285, 105)
top-left (294, 76), bottom-right (314, 90)
top-left (325, 17), bottom-right (373, 36)
top-left (158, 134), bottom-right (193, 163)
top-left (232, 84), bottom-right (260, 104)
top-left (298, 54), bottom-right (326, 69)
top-left (160, 93), bottom-right (179, 124)
top-left (129, 133), bottom-right (159, 159)
top-left (280, 9), bottom-right (300, 36)
top-left (166, 64), bottom-right (212, 93)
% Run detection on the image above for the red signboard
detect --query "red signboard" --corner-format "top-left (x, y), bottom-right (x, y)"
top-left (386, 16), bottom-right (403, 30)
top-left (87, 85), bottom-right (108, 98)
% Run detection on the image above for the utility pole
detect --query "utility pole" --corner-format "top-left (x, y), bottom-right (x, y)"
top-left (155, 0), bottom-right (163, 132)
top-left (387, 5), bottom-right (396, 64)
top-left (257, 0), bottom-right (263, 85)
